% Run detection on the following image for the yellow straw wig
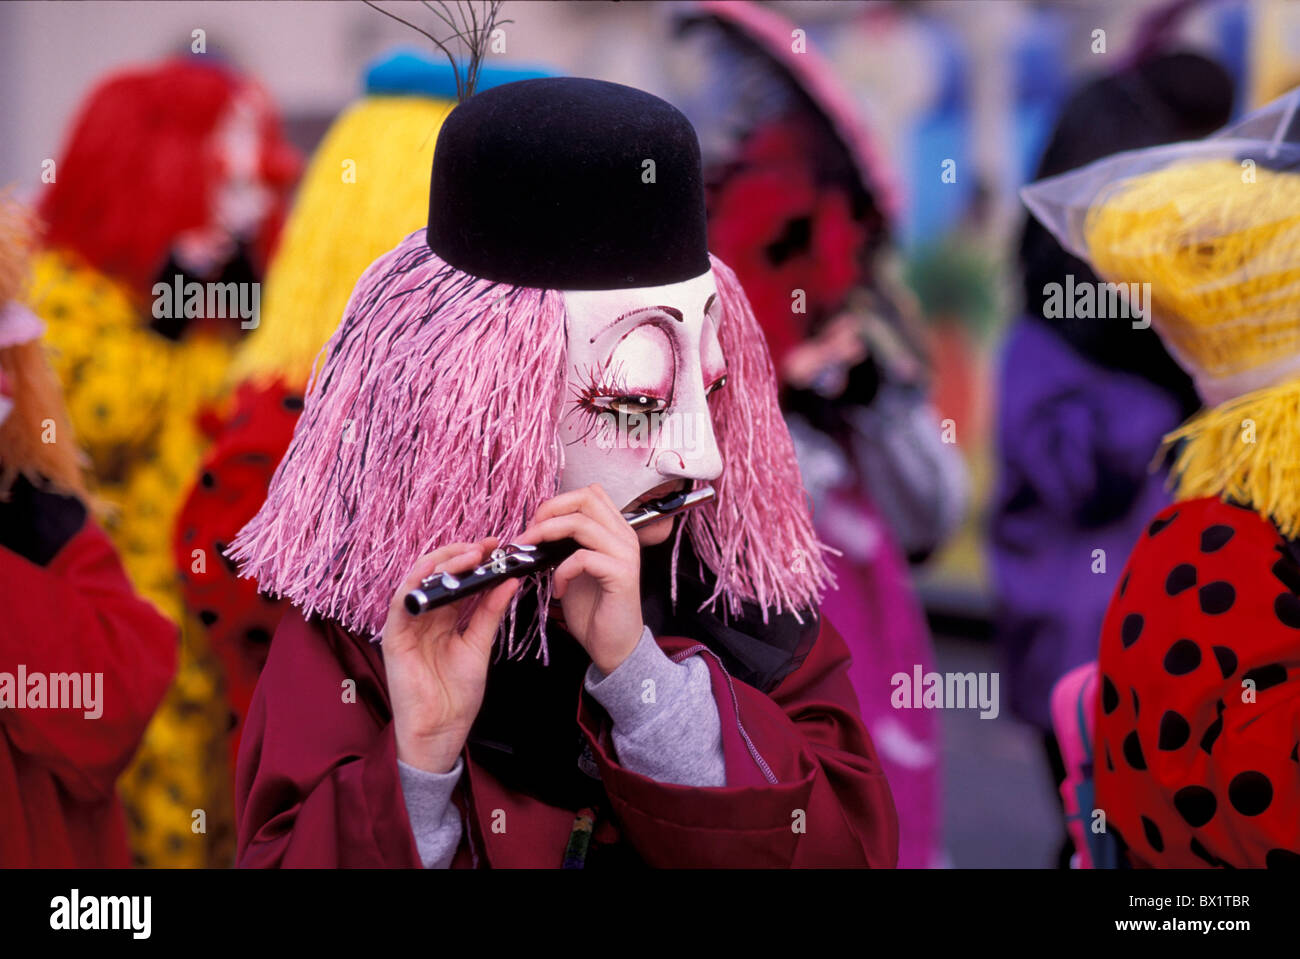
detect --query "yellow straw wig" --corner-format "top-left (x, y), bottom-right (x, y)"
top-left (1084, 158), bottom-right (1300, 532)
top-left (232, 95), bottom-right (454, 387)
top-left (1084, 158), bottom-right (1300, 384)
top-left (1162, 377), bottom-right (1300, 537)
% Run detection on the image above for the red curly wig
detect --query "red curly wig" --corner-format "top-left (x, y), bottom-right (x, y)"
top-left (38, 57), bottom-right (298, 300)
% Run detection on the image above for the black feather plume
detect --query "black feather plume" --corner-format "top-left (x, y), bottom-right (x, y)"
top-left (363, 0), bottom-right (511, 102)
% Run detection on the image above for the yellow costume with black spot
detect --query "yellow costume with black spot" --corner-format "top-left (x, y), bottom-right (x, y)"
top-left (28, 251), bottom-right (235, 866)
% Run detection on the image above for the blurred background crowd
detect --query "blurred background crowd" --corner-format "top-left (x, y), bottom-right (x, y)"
top-left (1, 0), bottom-right (1297, 868)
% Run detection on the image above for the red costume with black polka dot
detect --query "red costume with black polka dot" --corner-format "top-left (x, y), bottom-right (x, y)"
top-left (1096, 496), bottom-right (1300, 868)
top-left (172, 378), bottom-right (300, 776)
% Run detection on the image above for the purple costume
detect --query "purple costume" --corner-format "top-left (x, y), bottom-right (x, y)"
top-left (990, 316), bottom-right (1183, 730)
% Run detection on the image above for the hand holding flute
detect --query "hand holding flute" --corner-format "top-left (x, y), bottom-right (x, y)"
top-left (381, 538), bottom-right (519, 775)
top-left (511, 483), bottom-right (648, 676)
top-left (381, 483), bottom-right (713, 774)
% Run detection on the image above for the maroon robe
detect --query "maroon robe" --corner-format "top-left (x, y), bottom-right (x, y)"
top-left (1, 501), bottom-right (178, 867)
top-left (236, 608), bottom-right (899, 868)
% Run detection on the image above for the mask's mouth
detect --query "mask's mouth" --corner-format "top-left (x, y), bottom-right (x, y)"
top-left (622, 484), bottom-right (715, 531)
top-left (623, 479), bottom-right (691, 513)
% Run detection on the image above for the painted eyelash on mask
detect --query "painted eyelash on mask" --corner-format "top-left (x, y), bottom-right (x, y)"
top-left (566, 359), bottom-right (670, 445)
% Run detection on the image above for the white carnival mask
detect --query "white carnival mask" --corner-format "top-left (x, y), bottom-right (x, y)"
top-left (558, 270), bottom-right (727, 511)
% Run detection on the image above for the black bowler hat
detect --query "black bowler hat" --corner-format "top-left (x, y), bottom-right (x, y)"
top-left (426, 77), bottom-right (711, 290)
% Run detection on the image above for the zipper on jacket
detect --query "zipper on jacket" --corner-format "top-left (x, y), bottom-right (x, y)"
top-left (670, 644), bottom-right (779, 785)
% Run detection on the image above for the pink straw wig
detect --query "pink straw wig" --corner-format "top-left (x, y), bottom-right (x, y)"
top-left (231, 229), bottom-right (832, 655)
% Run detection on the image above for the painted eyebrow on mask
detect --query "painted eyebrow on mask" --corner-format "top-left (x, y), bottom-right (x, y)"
top-left (590, 305), bottom-right (684, 343)
top-left (704, 293), bottom-right (717, 316)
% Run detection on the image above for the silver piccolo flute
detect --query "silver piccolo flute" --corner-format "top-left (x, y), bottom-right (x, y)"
top-left (403, 485), bottom-right (716, 615)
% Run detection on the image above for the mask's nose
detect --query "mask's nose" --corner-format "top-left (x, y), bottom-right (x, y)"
top-left (653, 403), bottom-right (723, 482)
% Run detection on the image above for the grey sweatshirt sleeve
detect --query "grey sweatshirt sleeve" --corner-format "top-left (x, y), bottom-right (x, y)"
top-left (397, 756), bottom-right (464, 869)
top-left (583, 625), bottom-right (726, 787)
